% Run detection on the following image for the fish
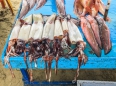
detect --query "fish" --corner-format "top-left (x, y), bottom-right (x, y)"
top-left (89, 4), bottom-right (99, 17)
top-left (81, 17), bottom-right (101, 57)
top-left (74, 0), bottom-right (84, 18)
top-left (80, 0), bottom-right (94, 16)
top-left (86, 15), bottom-right (102, 49)
top-left (95, 16), bottom-right (112, 54)
top-left (96, 0), bottom-right (105, 16)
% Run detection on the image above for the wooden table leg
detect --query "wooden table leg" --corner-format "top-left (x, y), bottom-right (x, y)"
top-left (5, 0), bottom-right (14, 15)
top-left (1, 0), bottom-right (5, 9)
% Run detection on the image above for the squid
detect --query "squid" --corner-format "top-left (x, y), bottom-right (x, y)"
top-left (56, 0), bottom-right (66, 16)
top-left (7, 19), bottom-right (24, 53)
top-left (36, 0), bottom-right (46, 10)
top-left (95, 16), bottom-right (112, 54)
top-left (47, 54), bottom-right (54, 82)
top-left (19, 0), bottom-right (38, 18)
top-left (28, 14), bottom-right (44, 81)
top-left (86, 15), bottom-right (102, 49)
top-left (19, 0), bottom-right (29, 19)
top-left (42, 14), bottom-right (56, 81)
top-left (81, 17), bottom-right (101, 57)
top-left (61, 17), bottom-right (71, 51)
top-left (4, 19), bottom-right (24, 78)
top-left (54, 17), bottom-right (64, 39)
top-left (15, 15), bottom-right (32, 70)
top-left (61, 17), bottom-right (69, 34)
top-left (42, 14), bottom-right (56, 39)
top-left (53, 38), bottom-right (63, 75)
top-left (29, 14), bottom-right (43, 41)
top-left (18, 15), bottom-right (32, 43)
top-left (67, 18), bottom-right (87, 81)
top-left (53, 16), bottom-right (64, 76)
top-left (27, 0), bottom-right (36, 10)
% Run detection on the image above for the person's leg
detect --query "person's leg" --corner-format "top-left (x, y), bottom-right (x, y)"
top-left (1, 0), bottom-right (5, 9)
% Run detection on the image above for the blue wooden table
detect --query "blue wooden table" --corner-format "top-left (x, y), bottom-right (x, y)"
top-left (1, 0), bottom-right (116, 85)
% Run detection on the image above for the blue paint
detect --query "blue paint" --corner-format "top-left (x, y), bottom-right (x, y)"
top-left (20, 69), bottom-right (76, 85)
top-left (1, 0), bottom-right (116, 69)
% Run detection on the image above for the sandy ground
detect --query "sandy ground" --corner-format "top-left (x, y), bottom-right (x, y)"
top-left (0, 0), bottom-right (116, 86)
top-left (0, 0), bottom-right (23, 86)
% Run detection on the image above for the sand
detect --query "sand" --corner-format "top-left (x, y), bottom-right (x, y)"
top-left (0, 0), bottom-right (116, 86)
top-left (0, 0), bottom-right (23, 86)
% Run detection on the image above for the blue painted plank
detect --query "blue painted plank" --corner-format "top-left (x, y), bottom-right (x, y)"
top-left (1, 0), bottom-right (116, 69)
top-left (24, 81), bottom-right (76, 85)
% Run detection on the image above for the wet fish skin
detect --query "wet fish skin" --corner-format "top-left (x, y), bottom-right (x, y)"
top-left (86, 15), bottom-right (102, 49)
top-left (95, 16), bottom-right (112, 54)
top-left (81, 17), bottom-right (101, 57)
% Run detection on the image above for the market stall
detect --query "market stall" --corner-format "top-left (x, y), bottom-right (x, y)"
top-left (1, 0), bottom-right (116, 85)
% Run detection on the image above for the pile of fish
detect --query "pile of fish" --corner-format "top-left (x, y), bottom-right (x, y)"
top-left (4, 14), bottom-right (87, 82)
top-left (73, 0), bottom-right (112, 57)
top-left (80, 15), bottom-right (112, 57)
top-left (74, 0), bottom-right (110, 21)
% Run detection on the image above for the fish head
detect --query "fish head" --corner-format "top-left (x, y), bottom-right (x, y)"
top-left (81, 0), bottom-right (93, 8)
top-left (74, 0), bottom-right (83, 15)
top-left (90, 4), bottom-right (99, 17)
